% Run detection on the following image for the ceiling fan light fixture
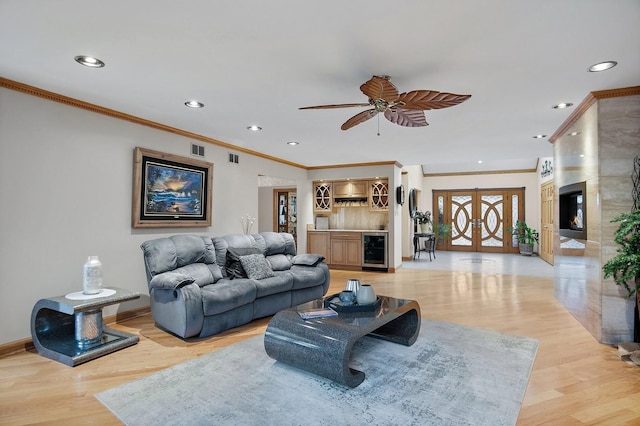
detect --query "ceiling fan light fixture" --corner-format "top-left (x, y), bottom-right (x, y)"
top-left (74, 55), bottom-right (105, 68)
top-left (184, 100), bottom-right (204, 108)
top-left (247, 125), bottom-right (262, 132)
top-left (588, 61), bottom-right (617, 72)
top-left (552, 102), bottom-right (573, 109)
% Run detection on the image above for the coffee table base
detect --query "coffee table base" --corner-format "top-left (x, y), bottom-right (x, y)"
top-left (264, 296), bottom-right (420, 387)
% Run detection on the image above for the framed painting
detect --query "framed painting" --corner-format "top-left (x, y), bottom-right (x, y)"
top-left (132, 147), bottom-right (213, 228)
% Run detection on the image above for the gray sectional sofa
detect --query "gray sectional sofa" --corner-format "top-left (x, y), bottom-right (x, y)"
top-left (140, 232), bottom-right (330, 338)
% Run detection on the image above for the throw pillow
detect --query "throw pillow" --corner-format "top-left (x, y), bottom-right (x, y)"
top-left (266, 254), bottom-right (292, 271)
top-left (291, 253), bottom-right (325, 267)
top-left (239, 254), bottom-right (275, 280)
top-left (225, 246), bottom-right (262, 278)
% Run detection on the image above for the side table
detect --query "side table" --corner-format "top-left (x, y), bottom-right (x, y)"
top-left (30, 287), bottom-right (140, 366)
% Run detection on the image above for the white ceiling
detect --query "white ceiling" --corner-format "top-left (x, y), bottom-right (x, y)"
top-left (1, 1), bottom-right (639, 173)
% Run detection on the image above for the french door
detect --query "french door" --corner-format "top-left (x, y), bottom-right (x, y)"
top-left (433, 188), bottom-right (524, 253)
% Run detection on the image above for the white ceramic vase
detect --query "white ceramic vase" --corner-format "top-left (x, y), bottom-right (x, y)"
top-left (82, 256), bottom-right (102, 295)
top-left (356, 284), bottom-right (376, 305)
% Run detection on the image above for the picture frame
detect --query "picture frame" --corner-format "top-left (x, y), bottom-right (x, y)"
top-left (132, 147), bottom-right (213, 228)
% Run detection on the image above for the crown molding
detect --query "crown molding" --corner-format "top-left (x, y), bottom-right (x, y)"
top-left (0, 77), bottom-right (310, 169)
top-left (307, 161), bottom-right (402, 170)
top-left (423, 168), bottom-right (536, 177)
top-left (549, 86), bottom-right (640, 144)
top-left (1, 77), bottom-right (408, 172)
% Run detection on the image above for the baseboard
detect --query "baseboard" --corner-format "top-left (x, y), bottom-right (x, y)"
top-left (0, 337), bottom-right (34, 358)
top-left (0, 306), bottom-right (151, 359)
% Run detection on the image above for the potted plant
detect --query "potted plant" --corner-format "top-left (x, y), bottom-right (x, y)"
top-left (413, 210), bottom-right (432, 233)
top-left (507, 220), bottom-right (539, 256)
top-left (603, 209), bottom-right (640, 342)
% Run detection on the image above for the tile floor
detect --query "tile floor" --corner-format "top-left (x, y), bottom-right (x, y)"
top-left (403, 250), bottom-right (555, 277)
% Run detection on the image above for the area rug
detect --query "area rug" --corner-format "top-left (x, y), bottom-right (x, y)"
top-left (96, 319), bottom-right (538, 426)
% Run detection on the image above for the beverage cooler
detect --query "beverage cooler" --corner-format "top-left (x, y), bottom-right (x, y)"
top-left (362, 232), bottom-right (388, 269)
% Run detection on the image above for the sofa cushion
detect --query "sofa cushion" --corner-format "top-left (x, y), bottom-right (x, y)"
top-left (292, 253), bottom-right (325, 267)
top-left (290, 265), bottom-right (328, 290)
top-left (266, 254), bottom-right (292, 271)
top-left (239, 254), bottom-right (275, 280)
top-left (173, 263), bottom-right (223, 286)
top-left (201, 279), bottom-right (257, 316)
top-left (226, 246), bottom-right (262, 278)
top-left (141, 235), bottom-right (216, 276)
top-left (252, 273), bottom-right (293, 298)
top-left (261, 232), bottom-right (296, 256)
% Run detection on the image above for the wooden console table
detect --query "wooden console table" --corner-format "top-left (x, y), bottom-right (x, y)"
top-left (30, 287), bottom-right (140, 366)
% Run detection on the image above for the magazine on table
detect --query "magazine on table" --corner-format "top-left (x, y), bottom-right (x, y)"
top-left (297, 307), bottom-right (338, 320)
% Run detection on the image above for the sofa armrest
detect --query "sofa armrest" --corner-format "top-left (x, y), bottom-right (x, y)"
top-left (149, 271), bottom-right (195, 291)
top-left (149, 283), bottom-right (204, 338)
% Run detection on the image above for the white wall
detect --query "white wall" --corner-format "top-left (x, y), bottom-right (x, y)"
top-left (0, 87), bottom-right (307, 344)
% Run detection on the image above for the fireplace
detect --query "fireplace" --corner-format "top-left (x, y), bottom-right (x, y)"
top-left (559, 181), bottom-right (587, 240)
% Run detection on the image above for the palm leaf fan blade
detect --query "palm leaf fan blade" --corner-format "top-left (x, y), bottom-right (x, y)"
top-left (299, 103), bottom-right (370, 110)
top-left (341, 109), bottom-right (378, 130)
top-left (360, 76), bottom-right (399, 101)
top-left (384, 109), bottom-right (428, 127)
top-left (397, 90), bottom-right (471, 110)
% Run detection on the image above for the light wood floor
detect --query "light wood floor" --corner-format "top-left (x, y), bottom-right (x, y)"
top-left (2, 267), bottom-right (640, 425)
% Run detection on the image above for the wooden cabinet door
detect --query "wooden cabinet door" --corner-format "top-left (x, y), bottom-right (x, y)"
top-left (369, 180), bottom-right (389, 211)
top-left (345, 239), bottom-right (362, 265)
top-left (313, 182), bottom-right (332, 212)
top-left (307, 232), bottom-right (330, 259)
top-left (350, 181), bottom-right (368, 198)
top-left (329, 232), bottom-right (362, 266)
top-left (330, 239), bottom-right (346, 265)
top-left (333, 181), bottom-right (350, 198)
top-left (334, 181), bottom-right (368, 198)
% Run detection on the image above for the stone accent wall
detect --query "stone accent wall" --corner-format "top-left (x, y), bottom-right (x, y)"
top-left (553, 90), bottom-right (640, 344)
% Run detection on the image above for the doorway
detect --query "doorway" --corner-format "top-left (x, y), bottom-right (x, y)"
top-left (433, 188), bottom-right (524, 253)
top-left (273, 188), bottom-right (297, 240)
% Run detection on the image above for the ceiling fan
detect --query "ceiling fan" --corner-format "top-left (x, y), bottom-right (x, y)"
top-left (300, 75), bottom-right (471, 131)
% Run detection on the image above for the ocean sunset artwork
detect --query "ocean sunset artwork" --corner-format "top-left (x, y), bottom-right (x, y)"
top-left (144, 162), bottom-right (204, 217)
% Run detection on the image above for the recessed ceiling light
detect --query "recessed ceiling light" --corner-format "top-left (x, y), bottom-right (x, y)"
top-left (247, 125), bottom-right (262, 132)
top-left (287, 141), bottom-right (299, 146)
top-left (552, 103), bottom-right (573, 109)
top-left (532, 134), bottom-right (547, 139)
top-left (568, 131), bottom-right (580, 136)
top-left (579, 154), bottom-right (585, 158)
top-left (74, 55), bottom-right (105, 68)
top-left (184, 100), bottom-right (204, 108)
top-left (588, 61), bottom-right (617, 72)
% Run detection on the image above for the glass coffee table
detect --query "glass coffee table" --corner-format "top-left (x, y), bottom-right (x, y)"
top-left (264, 295), bottom-right (421, 387)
